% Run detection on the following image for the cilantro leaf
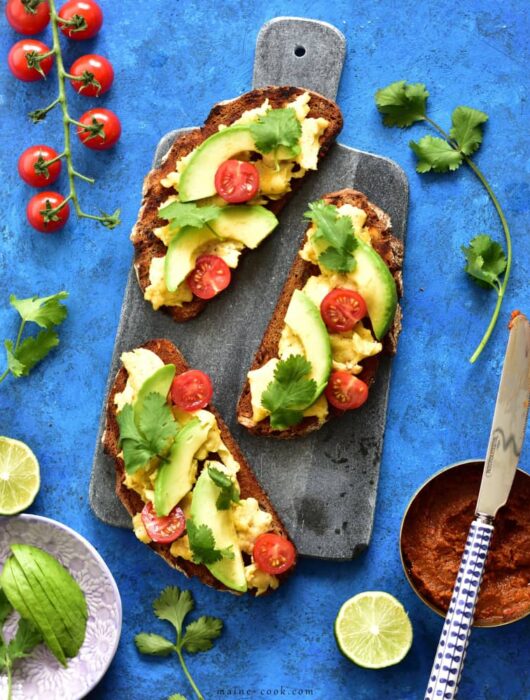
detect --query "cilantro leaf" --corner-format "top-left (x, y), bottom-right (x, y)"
top-left (153, 587), bottom-right (194, 635)
top-left (181, 616), bottom-right (223, 653)
top-left (186, 519), bottom-right (234, 565)
top-left (409, 135), bottom-right (463, 173)
top-left (7, 619), bottom-right (42, 661)
top-left (304, 200), bottom-right (358, 273)
top-left (261, 355), bottom-right (317, 430)
top-left (168, 695), bottom-right (188, 700)
top-left (134, 633), bottom-right (175, 656)
top-left (207, 465), bottom-right (240, 510)
top-left (249, 108), bottom-right (302, 154)
top-left (4, 341), bottom-right (26, 378)
top-left (9, 291), bottom-right (68, 329)
top-left (462, 235), bottom-right (507, 292)
top-left (4, 329), bottom-right (60, 378)
top-left (450, 106), bottom-right (488, 156)
top-left (375, 81), bottom-right (429, 127)
top-left (158, 201), bottom-right (222, 232)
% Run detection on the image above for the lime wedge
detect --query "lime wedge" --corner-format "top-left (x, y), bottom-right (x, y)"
top-left (335, 591), bottom-right (413, 669)
top-left (0, 437), bottom-right (40, 515)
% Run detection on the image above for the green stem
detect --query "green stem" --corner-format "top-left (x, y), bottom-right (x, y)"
top-left (15, 320), bottom-right (26, 351)
top-left (0, 369), bottom-right (9, 384)
top-left (175, 648), bottom-right (204, 700)
top-left (6, 660), bottom-right (12, 700)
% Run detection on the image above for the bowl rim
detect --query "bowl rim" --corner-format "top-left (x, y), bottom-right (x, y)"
top-left (0, 513), bottom-right (122, 698)
top-left (399, 458), bottom-right (530, 629)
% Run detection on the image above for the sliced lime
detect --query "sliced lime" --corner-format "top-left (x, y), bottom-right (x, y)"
top-left (0, 437), bottom-right (40, 515)
top-left (335, 591), bottom-right (413, 669)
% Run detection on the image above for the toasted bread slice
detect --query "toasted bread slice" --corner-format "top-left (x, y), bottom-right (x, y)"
top-left (103, 338), bottom-right (294, 594)
top-left (131, 86), bottom-right (343, 322)
top-left (236, 189), bottom-right (404, 438)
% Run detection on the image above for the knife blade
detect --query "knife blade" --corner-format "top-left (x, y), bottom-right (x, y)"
top-left (476, 313), bottom-right (530, 519)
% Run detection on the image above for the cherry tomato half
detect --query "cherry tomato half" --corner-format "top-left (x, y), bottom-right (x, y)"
top-left (8, 39), bottom-right (53, 81)
top-left (58, 0), bottom-right (103, 40)
top-left (141, 501), bottom-right (186, 544)
top-left (324, 371), bottom-right (369, 411)
top-left (170, 370), bottom-right (213, 412)
top-left (26, 191), bottom-right (69, 233)
top-left (76, 108), bottom-right (121, 150)
top-left (69, 54), bottom-right (114, 96)
top-left (320, 288), bottom-right (367, 333)
top-left (6, 0), bottom-right (50, 34)
top-left (187, 254), bottom-right (231, 300)
top-left (18, 145), bottom-right (61, 187)
top-left (253, 533), bottom-right (296, 575)
top-left (214, 159), bottom-right (260, 203)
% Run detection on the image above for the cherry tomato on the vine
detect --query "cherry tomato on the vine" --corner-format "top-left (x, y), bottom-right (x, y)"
top-left (253, 533), bottom-right (296, 575)
top-left (26, 191), bottom-right (69, 233)
top-left (141, 502), bottom-right (186, 544)
top-left (8, 39), bottom-right (53, 81)
top-left (187, 255), bottom-right (231, 300)
top-left (6, 0), bottom-right (50, 35)
top-left (69, 54), bottom-right (114, 96)
top-left (18, 145), bottom-right (62, 187)
top-left (76, 108), bottom-right (121, 150)
top-left (170, 370), bottom-right (214, 412)
top-left (58, 0), bottom-right (103, 40)
top-left (214, 159), bottom-right (260, 203)
top-left (324, 371), bottom-right (369, 411)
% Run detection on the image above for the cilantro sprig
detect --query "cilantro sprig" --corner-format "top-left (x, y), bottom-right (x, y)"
top-left (1, 291), bottom-right (68, 386)
top-left (135, 586), bottom-right (223, 700)
top-left (375, 81), bottom-right (511, 362)
top-left (249, 108), bottom-right (302, 158)
top-left (186, 519), bottom-right (234, 565)
top-left (262, 355), bottom-right (317, 430)
top-left (304, 200), bottom-right (359, 273)
top-left (117, 394), bottom-right (178, 474)
top-left (207, 464), bottom-right (240, 510)
top-left (158, 201), bottom-right (222, 234)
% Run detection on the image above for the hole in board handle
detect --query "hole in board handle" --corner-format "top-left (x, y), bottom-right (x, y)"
top-left (294, 46), bottom-right (306, 57)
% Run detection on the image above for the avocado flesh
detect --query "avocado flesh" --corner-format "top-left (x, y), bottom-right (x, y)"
top-left (350, 239), bottom-right (397, 340)
top-left (165, 226), bottom-right (218, 292)
top-left (154, 415), bottom-right (215, 516)
top-left (190, 467), bottom-right (247, 593)
top-left (284, 289), bottom-right (332, 397)
top-left (134, 364), bottom-right (176, 422)
top-left (178, 126), bottom-right (257, 202)
top-left (208, 205), bottom-right (278, 249)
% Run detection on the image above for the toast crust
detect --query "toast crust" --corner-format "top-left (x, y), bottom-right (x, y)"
top-left (236, 189), bottom-right (404, 439)
top-left (103, 338), bottom-right (293, 594)
top-left (132, 86), bottom-right (343, 322)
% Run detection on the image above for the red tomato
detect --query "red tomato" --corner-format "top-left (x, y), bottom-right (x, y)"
top-left (170, 370), bottom-right (213, 412)
top-left (253, 533), bottom-right (296, 575)
top-left (6, 0), bottom-right (50, 34)
top-left (18, 145), bottom-right (62, 187)
top-left (325, 371), bottom-right (369, 411)
top-left (187, 255), bottom-right (231, 300)
top-left (214, 160), bottom-right (260, 203)
top-left (141, 502), bottom-right (186, 544)
top-left (320, 288), bottom-right (367, 333)
top-left (76, 108), bottom-right (121, 150)
top-left (26, 191), bottom-right (69, 233)
top-left (58, 0), bottom-right (103, 40)
top-left (69, 54), bottom-right (114, 96)
top-left (8, 39), bottom-right (53, 81)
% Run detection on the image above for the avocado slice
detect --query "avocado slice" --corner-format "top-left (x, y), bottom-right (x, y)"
top-left (208, 206), bottom-right (278, 249)
top-left (178, 126), bottom-right (257, 202)
top-left (284, 289), bottom-right (332, 397)
top-left (350, 238), bottom-right (397, 340)
top-left (190, 466), bottom-right (247, 592)
top-left (134, 364), bottom-right (176, 421)
top-left (154, 414), bottom-right (216, 516)
top-left (164, 226), bottom-right (218, 292)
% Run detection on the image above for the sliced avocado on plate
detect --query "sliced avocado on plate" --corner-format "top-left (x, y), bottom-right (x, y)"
top-left (134, 364), bottom-right (176, 421)
top-left (165, 226), bottom-right (218, 292)
top-left (208, 205), bottom-right (278, 249)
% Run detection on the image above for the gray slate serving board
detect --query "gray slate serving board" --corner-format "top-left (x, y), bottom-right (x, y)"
top-left (89, 17), bottom-right (408, 560)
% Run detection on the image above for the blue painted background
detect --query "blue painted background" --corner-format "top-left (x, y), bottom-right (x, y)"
top-left (1, 0), bottom-right (529, 698)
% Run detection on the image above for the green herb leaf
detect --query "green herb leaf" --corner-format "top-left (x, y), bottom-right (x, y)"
top-left (186, 520), bottom-right (234, 565)
top-left (4, 341), bottom-right (26, 378)
top-left (159, 201), bottom-right (222, 231)
top-left (261, 355), bottom-right (317, 430)
top-left (374, 81), bottom-right (429, 127)
top-left (9, 291), bottom-right (68, 329)
top-left (303, 200), bottom-right (358, 272)
top-left (7, 619), bottom-right (42, 661)
top-left (181, 616), bottom-right (223, 653)
top-left (462, 234), bottom-right (507, 292)
top-left (249, 108), bottom-right (302, 154)
top-left (153, 587), bottom-right (194, 636)
top-left (4, 329), bottom-right (60, 378)
top-left (207, 465), bottom-right (240, 510)
top-left (134, 633), bottom-right (175, 656)
top-left (409, 135), bottom-right (463, 173)
top-left (0, 589), bottom-right (13, 625)
top-left (168, 695), bottom-right (188, 700)
top-left (450, 106), bottom-right (488, 156)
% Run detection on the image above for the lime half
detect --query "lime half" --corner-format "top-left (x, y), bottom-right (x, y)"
top-left (335, 591), bottom-right (413, 669)
top-left (0, 437), bottom-right (40, 515)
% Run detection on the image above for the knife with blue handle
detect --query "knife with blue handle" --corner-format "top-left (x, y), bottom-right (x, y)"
top-left (425, 312), bottom-right (530, 700)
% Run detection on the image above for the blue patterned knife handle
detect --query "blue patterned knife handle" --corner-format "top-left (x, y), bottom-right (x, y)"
top-left (424, 518), bottom-right (494, 700)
